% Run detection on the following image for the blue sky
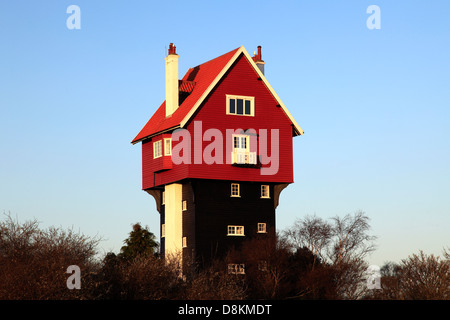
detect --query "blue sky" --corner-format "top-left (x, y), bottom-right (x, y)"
top-left (1, 0), bottom-right (449, 267)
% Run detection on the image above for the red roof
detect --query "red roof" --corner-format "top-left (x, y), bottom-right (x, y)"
top-left (132, 47), bottom-right (240, 144)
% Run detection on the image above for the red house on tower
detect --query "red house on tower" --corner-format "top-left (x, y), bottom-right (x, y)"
top-left (132, 44), bottom-right (303, 271)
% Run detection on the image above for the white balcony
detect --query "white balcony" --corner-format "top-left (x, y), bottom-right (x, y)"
top-left (231, 151), bottom-right (257, 165)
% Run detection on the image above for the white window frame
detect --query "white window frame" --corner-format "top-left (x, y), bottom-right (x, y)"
top-left (233, 134), bottom-right (249, 152)
top-left (164, 138), bottom-right (172, 156)
top-left (231, 183), bottom-right (240, 197)
top-left (153, 140), bottom-right (162, 158)
top-left (257, 223), bottom-right (267, 233)
top-left (226, 95), bottom-right (255, 116)
top-left (228, 263), bottom-right (245, 275)
top-left (182, 200), bottom-right (187, 211)
top-left (227, 225), bottom-right (245, 236)
top-left (261, 185), bottom-right (270, 198)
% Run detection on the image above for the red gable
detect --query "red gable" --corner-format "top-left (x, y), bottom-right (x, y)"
top-left (132, 47), bottom-right (241, 144)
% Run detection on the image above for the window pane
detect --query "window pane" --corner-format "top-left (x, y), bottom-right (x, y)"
top-left (236, 99), bottom-right (243, 114)
top-left (241, 137), bottom-right (246, 149)
top-left (245, 100), bottom-right (251, 115)
top-left (234, 136), bottom-right (239, 149)
top-left (165, 139), bottom-right (171, 155)
top-left (229, 99), bottom-right (235, 114)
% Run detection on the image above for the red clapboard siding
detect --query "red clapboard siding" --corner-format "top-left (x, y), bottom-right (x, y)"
top-left (142, 53), bottom-right (294, 190)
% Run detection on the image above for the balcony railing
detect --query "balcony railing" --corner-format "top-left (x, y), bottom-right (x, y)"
top-left (231, 151), bottom-right (257, 165)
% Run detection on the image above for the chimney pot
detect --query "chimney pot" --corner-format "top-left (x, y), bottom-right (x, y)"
top-left (254, 45), bottom-right (265, 75)
top-left (168, 43), bottom-right (176, 55)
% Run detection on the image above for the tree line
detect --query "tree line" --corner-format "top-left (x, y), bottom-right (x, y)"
top-left (0, 211), bottom-right (448, 300)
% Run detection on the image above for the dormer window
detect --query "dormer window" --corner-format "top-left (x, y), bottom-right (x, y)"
top-left (226, 95), bottom-right (254, 116)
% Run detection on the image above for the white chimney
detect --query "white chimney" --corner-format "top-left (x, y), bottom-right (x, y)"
top-left (165, 43), bottom-right (179, 117)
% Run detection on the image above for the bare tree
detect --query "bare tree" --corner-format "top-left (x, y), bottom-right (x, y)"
top-left (284, 211), bottom-right (377, 299)
top-left (0, 213), bottom-right (100, 299)
top-left (284, 215), bottom-right (332, 269)
top-left (398, 251), bottom-right (449, 300)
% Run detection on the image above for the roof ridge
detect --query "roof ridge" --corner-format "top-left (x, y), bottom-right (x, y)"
top-left (191, 46), bottom-right (241, 69)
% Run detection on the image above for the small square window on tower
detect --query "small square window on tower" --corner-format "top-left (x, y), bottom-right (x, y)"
top-left (257, 223), bottom-right (267, 233)
top-left (231, 183), bottom-right (240, 197)
top-left (182, 237), bottom-right (187, 248)
top-left (182, 200), bottom-right (187, 211)
top-left (261, 185), bottom-right (270, 198)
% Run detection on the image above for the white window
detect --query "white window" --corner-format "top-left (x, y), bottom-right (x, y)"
top-left (164, 138), bottom-right (172, 156)
top-left (228, 264), bottom-right (245, 274)
top-left (182, 237), bottom-right (187, 248)
top-left (231, 183), bottom-right (240, 197)
top-left (161, 224), bottom-right (165, 238)
top-left (231, 134), bottom-right (256, 165)
top-left (226, 95), bottom-right (255, 116)
top-left (227, 225), bottom-right (244, 236)
top-left (153, 140), bottom-right (162, 158)
top-left (257, 223), bottom-right (267, 233)
top-left (162, 191), bottom-right (165, 205)
top-left (261, 185), bottom-right (270, 198)
top-left (182, 200), bottom-right (187, 211)
top-left (233, 135), bottom-right (249, 151)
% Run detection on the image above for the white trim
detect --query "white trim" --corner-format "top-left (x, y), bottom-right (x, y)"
top-left (179, 46), bottom-right (303, 136)
top-left (226, 95), bottom-right (255, 116)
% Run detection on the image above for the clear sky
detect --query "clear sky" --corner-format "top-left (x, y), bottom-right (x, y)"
top-left (1, 0), bottom-right (449, 267)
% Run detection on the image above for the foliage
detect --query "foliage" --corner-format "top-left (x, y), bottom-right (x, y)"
top-left (283, 211), bottom-right (377, 299)
top-left (118, 223), bottom-right (159, 261)
top-left (1, 212), bottom-right (448, 300)
top-left (367, 250), bottom-right (449, 300)
top-left (0, 213), bottom-right (100, 299)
